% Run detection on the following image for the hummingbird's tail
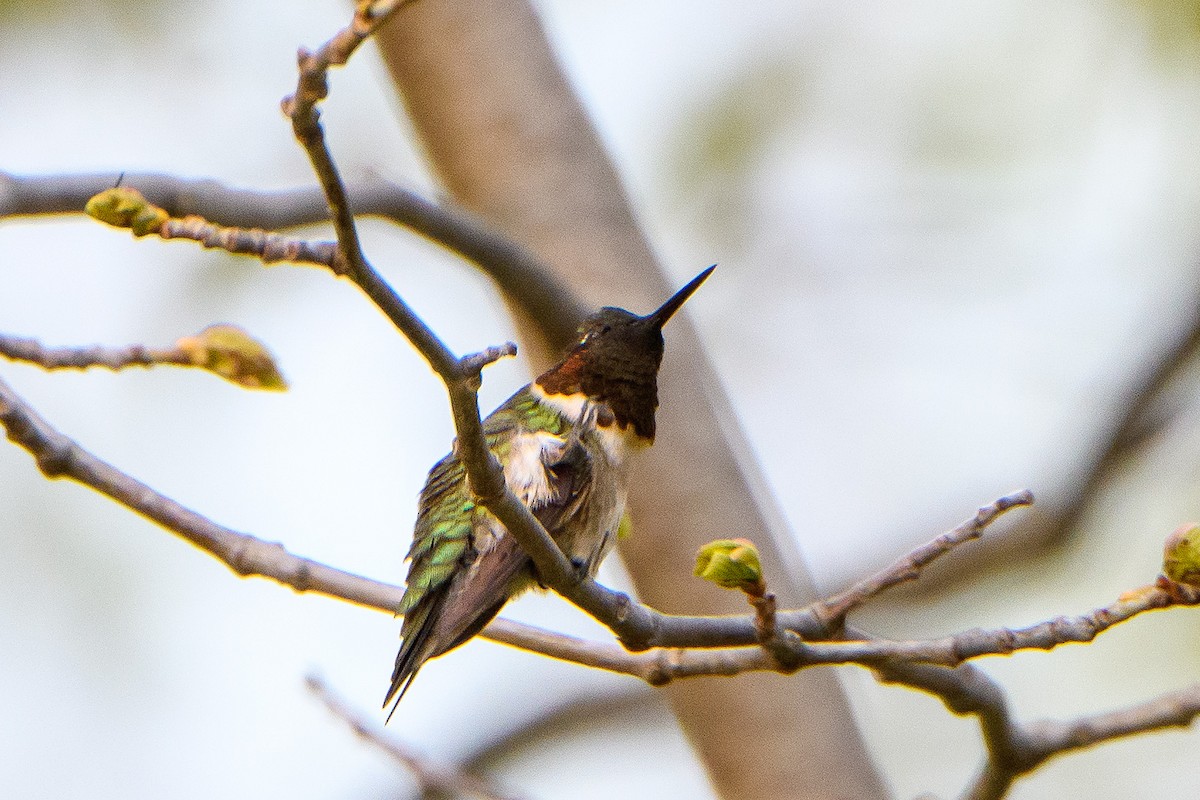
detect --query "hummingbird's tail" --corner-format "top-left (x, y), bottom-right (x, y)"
top-left (383, 596), bottom-right (442, 721)
top-left (384, 591), bottom-right (441, 716)
top-left (384, 532), bottom-right (534, 721)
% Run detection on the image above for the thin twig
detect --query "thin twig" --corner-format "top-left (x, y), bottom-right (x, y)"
top-left (961, 683), bottom-right (1200, 800)
top-left (307, 675), bottom-right (522, 800)
top-left (0, 371), bottom-right (398, 610)
top-left (1029, 682), bottom-right (1200, 759)
top-left (0, 326), bottom-right (287, 391)
top-left (431, 689), bottom-right (660, 800)
top-left (815, 491), bottom-right (1035, 629)
top-left (83, 184), bottom-right (340, 269)
top-left (909, 298), bottom-right (1200, 597)
top-left (732, 572), bottom-right (801, 671)
top-left (160, 214), bottom-right (338, 266)
top-left (0, 334), bottom-right (189, 372)
top-left (275, 0), bottom-right (498, 390)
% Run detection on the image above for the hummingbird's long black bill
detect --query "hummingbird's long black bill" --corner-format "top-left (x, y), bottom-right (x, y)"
top-left (644, 264), bottom-right (716, 328)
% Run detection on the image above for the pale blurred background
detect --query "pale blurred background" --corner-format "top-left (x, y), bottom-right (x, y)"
top-left (3, 1), bottom-right (1200, 798)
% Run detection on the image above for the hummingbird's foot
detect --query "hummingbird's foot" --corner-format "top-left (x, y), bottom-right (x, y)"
top-left (533, 557), bottom-right (588, 589)
top-left (570, 556), bottom-right (589, 581)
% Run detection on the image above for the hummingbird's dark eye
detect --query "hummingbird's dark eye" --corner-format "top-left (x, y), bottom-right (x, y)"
top-left (600, 324), bottom-right (612, 334)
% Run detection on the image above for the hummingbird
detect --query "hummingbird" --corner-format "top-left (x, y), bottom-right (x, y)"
top-left (384, 265), bottom-right (715, 716)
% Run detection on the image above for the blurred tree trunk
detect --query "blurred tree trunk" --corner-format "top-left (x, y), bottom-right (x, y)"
top-left (374, 3), bottom-right (888, 799)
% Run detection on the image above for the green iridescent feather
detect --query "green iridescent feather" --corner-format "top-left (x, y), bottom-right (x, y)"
top-left (396, 388), bottom-right (569, 635)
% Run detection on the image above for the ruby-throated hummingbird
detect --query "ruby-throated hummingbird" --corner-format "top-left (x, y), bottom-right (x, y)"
top-left (384, 266), bottom-right (715, 715)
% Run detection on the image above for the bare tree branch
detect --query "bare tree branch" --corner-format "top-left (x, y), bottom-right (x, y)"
top-left (82, 186), bottom-right (344, 271)
top-left (272, 7), bottom-right (606, 614)
top-left (0, 371), bottom-right (399, 609)
top-left (492, 617), bottom-right (1200, 800)
top-left (307, 675), bottom-right (522, 800)
top-left (4, 362), bottom-right (1200, 799)
top-left (0, 170), bottom-right (586, 347)
top-left (0, 363), bottom-right (1163, 671)
top-left (2, 364), bottom-right (1184, 684)
top-left (961, 682), bottom-right (1200, 800)
top-left (497, 581), bottom-right (1198, 678)
top-left (280, 0), bottom-right (410, 276)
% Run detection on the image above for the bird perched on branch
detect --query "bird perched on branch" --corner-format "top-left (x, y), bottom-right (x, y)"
top-left (386, 266), bottom-right (714, 716)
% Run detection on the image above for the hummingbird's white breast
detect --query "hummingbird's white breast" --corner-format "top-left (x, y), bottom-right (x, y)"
top-left (503, 429), bottom-right (567, 508)
top-left (471, 384), bottom-right (641, 575)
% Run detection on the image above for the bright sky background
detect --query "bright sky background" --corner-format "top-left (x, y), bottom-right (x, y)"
top-left (3, 1), bottom-right (1200, 798)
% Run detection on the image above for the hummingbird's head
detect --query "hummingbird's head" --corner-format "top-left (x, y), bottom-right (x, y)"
top-left (535, 265), bottom-right (715, 440)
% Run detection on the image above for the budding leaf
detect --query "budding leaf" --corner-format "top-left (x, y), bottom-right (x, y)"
top-left (1163, 523), bottom-right (1200, 587)
top-left (85, 187), bottom-right (169, 237)
top-left (176, 325), bottom-right (288, 391)
top-left (695, 538), bottom-right (763, 592)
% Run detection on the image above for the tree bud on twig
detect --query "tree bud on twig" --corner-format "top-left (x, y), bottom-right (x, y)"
top-left (695, 538), bottom-right (765, 595)
top-left (1163, 523), bottom-right (1200, 587)
top-left (175, 325), bottom-right (288, 391)
top-left (85, 187), bottom-right (169, 237)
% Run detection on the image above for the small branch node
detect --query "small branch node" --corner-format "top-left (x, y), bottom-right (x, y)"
top-left (226, 534), bottom-right (256, 577)
top-left (1157, 574), bottom-right (1200, 604)
top-left (291, 559), bottom-right (313, 593)
top-left (459, 342), bottom-right (519, 383)
top-left (746, 589), bottom-right (800, 671)
top-left (34, 434), bottom-right (75, 478)
top-left (811, 491), bottom-right (1035, 628)
top-left (612, 591), bottom-right (635, 625)
top-left (646, 648), bottom-right (683, 686)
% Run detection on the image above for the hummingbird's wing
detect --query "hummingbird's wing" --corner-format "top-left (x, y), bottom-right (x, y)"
top-left (385, 388), bottom-right (585, 716)
top-left (384, 448), bottom-right (471, 717)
